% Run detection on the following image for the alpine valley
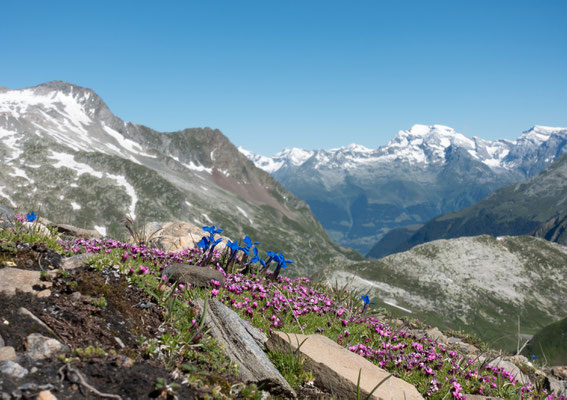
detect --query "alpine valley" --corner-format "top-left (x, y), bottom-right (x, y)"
top-left (241, 124), bottom-right (567, 254)
top-left (0, 81), bottom-right (361, 276)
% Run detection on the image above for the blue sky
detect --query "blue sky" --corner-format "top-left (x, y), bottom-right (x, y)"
top-left (2, 1), bottom-right (566, 155)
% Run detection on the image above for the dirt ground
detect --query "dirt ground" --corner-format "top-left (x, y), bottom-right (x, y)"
top-left (0, 241), bottom-right (201, 399)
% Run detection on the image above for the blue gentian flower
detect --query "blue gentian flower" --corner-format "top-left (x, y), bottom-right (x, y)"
top-left (361, 295), bottom-right (376, 312)
top-left (272, 252), bottom-right (293, 279)
top-left (249, 247), bottom-right (266, 268)
top-left (243, 235), bottom-right (259, 249)
top-left (197, 236), bottom-right (210, 250)
top-left (203, 225), bottom-right (223, 236)
top-left (26, 212), bottom-right (37, 222)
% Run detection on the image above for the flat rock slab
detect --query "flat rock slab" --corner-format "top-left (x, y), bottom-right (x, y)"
top-left (267, 331), bottom-right (423, 400)
top-left (195, 298), bottom-right (295, 397)
top-left (0, 268), bottom-right (53, 297)
top-left (164, 264), bottom-right (225, 287)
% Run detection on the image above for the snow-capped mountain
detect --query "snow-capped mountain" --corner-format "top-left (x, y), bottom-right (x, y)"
top-left (0, 82), bottom-right (360, 274)
top-left (240, 124), bottom-right (567, 254)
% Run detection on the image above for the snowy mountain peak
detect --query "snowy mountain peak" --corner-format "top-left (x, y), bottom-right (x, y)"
top-left (242, 124), bottom-right (567, 175)
top-left (519, 125), bottom-right (567, 145)
top-left (406, 124), bottom-right (455, 136)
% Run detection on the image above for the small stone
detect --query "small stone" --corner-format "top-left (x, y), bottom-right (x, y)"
top-left (37, 390), bottom-right (58, 400)
top-left (70, 292), bottom-right (82, 301)
top-left (0, 360), bottom-right (29, 379)
top-left (0, 333), bottom-right (4, 347)
top-left (1, 392), bottom-right (11, 400)
top-left (36, 289), bottom-right (51, 298)
top-left (61, 253), bottom-right (91, 270)
top-left (25, 333), bottom-right (69, 361)
top-left (0, 346), bottom-right (17, 362)
top-left (31, 366), bottom-right (38, 373)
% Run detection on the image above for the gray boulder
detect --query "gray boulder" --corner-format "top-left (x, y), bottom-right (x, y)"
top-left (25, 333), bottom-right (69, 361)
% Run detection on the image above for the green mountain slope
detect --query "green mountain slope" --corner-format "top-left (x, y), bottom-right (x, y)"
top-left (523, 317), bottom-right (567, 365)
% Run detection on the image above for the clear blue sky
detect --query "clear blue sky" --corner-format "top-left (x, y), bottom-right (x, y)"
top-left (2, 0), bottom-right (566, 155)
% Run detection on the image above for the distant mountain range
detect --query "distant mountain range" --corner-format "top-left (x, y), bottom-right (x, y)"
top-left (0, 81), bottom-right (360, 275)
top-left (241, 124), bottom-right (567, 254)
top-left (369, 153), bottom-right (567, 258)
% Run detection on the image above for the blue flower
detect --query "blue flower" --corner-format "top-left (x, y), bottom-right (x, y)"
top-left (203, 225), bottom-right (223, 236)
top-left (243, 235), bottom-right (259, 249)
top-left (197, 236), bottom-right (210, 250)
top-left (26, 212), bottom-right (37, 222)
top-left (272, 252), bottom-right (293, 279)
top-left (249, 247), bottom-right (266, 268)
top-left (361, 295), bottom-right (376, 312)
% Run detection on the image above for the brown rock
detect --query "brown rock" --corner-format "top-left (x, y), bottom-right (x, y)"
top-left (0, 268), bottom-right (52, 297)
top-left (142, 221), bottom-right (231, 253)
top-left (164, 264), bottom-right (225, 287)
top-left (36, 289), bottom-right (51, 298)
top-left (0, 346), bottom-right (17, 362)
top-left (267, 331), bottom-right (423, 400)
top-left (37, 390), bottom-right (58, 400)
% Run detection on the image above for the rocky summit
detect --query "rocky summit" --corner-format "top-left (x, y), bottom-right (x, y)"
top-left (242, 124), bottom-right (567, 254)
top-left (0, 81), bottom-right (360, 276)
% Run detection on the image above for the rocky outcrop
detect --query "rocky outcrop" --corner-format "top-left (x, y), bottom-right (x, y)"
top-left (267, 331), bottom-right (423, 400)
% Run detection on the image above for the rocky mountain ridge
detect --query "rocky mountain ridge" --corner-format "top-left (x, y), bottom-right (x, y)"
top-left (369, 153), bottom-right (567, 257)
top-left (0, 81), bottom-right (360, 276)
top-left (241, 124), bottom-right (567, 253)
